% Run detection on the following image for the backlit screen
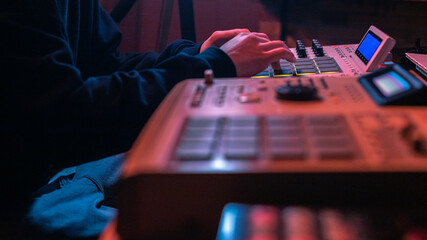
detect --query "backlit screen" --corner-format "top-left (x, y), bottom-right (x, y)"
top-left (357, 32), bottom-right (382, 62)
top-left (372, 71), bottom-right (411, 97)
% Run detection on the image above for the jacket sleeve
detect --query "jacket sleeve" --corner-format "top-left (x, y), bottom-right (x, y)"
top-left (1, 0), bottom-right (236, 169)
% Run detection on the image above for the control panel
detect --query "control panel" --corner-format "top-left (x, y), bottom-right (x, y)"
top-left (253, 25), bottom-right (395, 78)
top-left (117, 74), bottom-right (427, 240)
top-left (123, 76), bottom-right (427, 176)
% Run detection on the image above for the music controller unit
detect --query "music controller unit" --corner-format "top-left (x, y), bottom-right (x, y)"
top-left (253, 25), bottom-right (396, 78)
top-left (117, 69), bottom-right (427, 240)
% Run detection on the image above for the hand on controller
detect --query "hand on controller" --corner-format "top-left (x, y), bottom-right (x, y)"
top-left (219, 32), bottom-right (296, 77)
top-left (200, 29), bottom-right (250, 52)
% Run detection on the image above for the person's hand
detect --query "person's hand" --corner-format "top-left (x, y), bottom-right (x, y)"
top-left (200, 29), bottom-right (250, 53)
top-left (219, 32), bottom-right (296, 77)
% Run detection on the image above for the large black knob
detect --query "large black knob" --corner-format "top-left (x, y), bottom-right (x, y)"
top-left (276, 84), bottom-right (320, 101)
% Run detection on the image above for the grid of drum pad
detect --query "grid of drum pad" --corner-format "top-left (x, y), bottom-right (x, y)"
top-left (254, 57), bottom-right (342, 78)
top-left (174, 115), bottom-right (357, 161)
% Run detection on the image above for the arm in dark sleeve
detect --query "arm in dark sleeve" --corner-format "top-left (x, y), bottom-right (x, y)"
top-left (1, 0), bottom-right (236, 172)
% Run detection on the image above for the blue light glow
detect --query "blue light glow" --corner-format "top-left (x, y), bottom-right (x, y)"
top-left (217, 206), bottom-right (238, 240)
top-left (358, 33), bottom-right (381, 61)
top-left (373, 71), bottom-right (411, 97)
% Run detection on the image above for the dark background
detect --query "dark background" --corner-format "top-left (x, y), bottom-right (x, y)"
top-left (101, 0), bottom-right (427, 52)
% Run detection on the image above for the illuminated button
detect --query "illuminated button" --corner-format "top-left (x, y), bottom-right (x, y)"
top-left (238, 93), bottom-right (261, 103)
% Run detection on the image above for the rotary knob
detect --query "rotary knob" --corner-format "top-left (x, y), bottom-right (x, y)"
top-left (276, 83), bottom-right (320, 101)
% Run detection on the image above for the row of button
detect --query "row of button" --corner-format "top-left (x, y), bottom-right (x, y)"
top-left (271, 57), bottom-right (343, 77)
top-left (175, 115), bottom-right (357, 161)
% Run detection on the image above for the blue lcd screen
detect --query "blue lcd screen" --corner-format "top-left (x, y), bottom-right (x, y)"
top-left (358, 32), bottom-right (381, 61)
top-left (372, 71), bottom-right (411, 97)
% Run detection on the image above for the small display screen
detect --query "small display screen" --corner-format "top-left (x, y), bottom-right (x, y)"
top-left (357, 32), bottom-right (382, 63)
top-left (372, 71), bottom-right (411, 97)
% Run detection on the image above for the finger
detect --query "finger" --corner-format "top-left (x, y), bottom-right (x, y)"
top-left (244, 33), bottom-right (270, 43)
top-left (259, 40), bottom-right (286, 51)
top-left (218, 29), bottom-right (251, 39)
top-left (264, 47), bottom-right (296, 63)
top-left (252, 32), bottom-right (270, 40)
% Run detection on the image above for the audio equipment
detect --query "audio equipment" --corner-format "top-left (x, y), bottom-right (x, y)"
top-left (117, 68), bottom-right (427, 240)
top-left (253, 26), bottom-right (396, 78)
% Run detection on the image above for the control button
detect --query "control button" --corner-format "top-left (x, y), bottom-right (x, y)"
top-left (183, 128), bottom-right (217, 140)
top-left (276, 84), bottom-right (320, 101)
top-left (258, 84), bottom-right (268, 91)
top-left (269, 137), bottom-right (306, 159)
top-left (238, 93), bottom-right (261, 103)
top-left (318, 67), bottom-right (341, 73)
top-left (412, 137), bottom-right (426, 154)
top-left (270, 146), bottom-right (306, 159)
top-left (267, 116), bottom-right (301, 127)
top-left (311, 39), bottom-right (324, 57)
top-left (190, 85), bottom-right (206, 107)
top-left (320, 78), bottom-right (329, 89)
top-left (316, 63), bottom-right (338, 68)
top-left (225, 139), bottom-right (258, 159)
top-left (227, 116), bottom-right (259, 127)
top-left (187, 117), bottom-right (219, 129)
top-left (296, 40), bottom-right (308, 58)
top-left (313, 137), bottom-right (354, 159)
top-left (226, 128), bottom-right (258, 138)
top-left (204, 69), bottom-right (214, 85)
top-left (176, 140), bottom-right (214, 160)
top-left (267, 127), bottom-right (304, 138)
